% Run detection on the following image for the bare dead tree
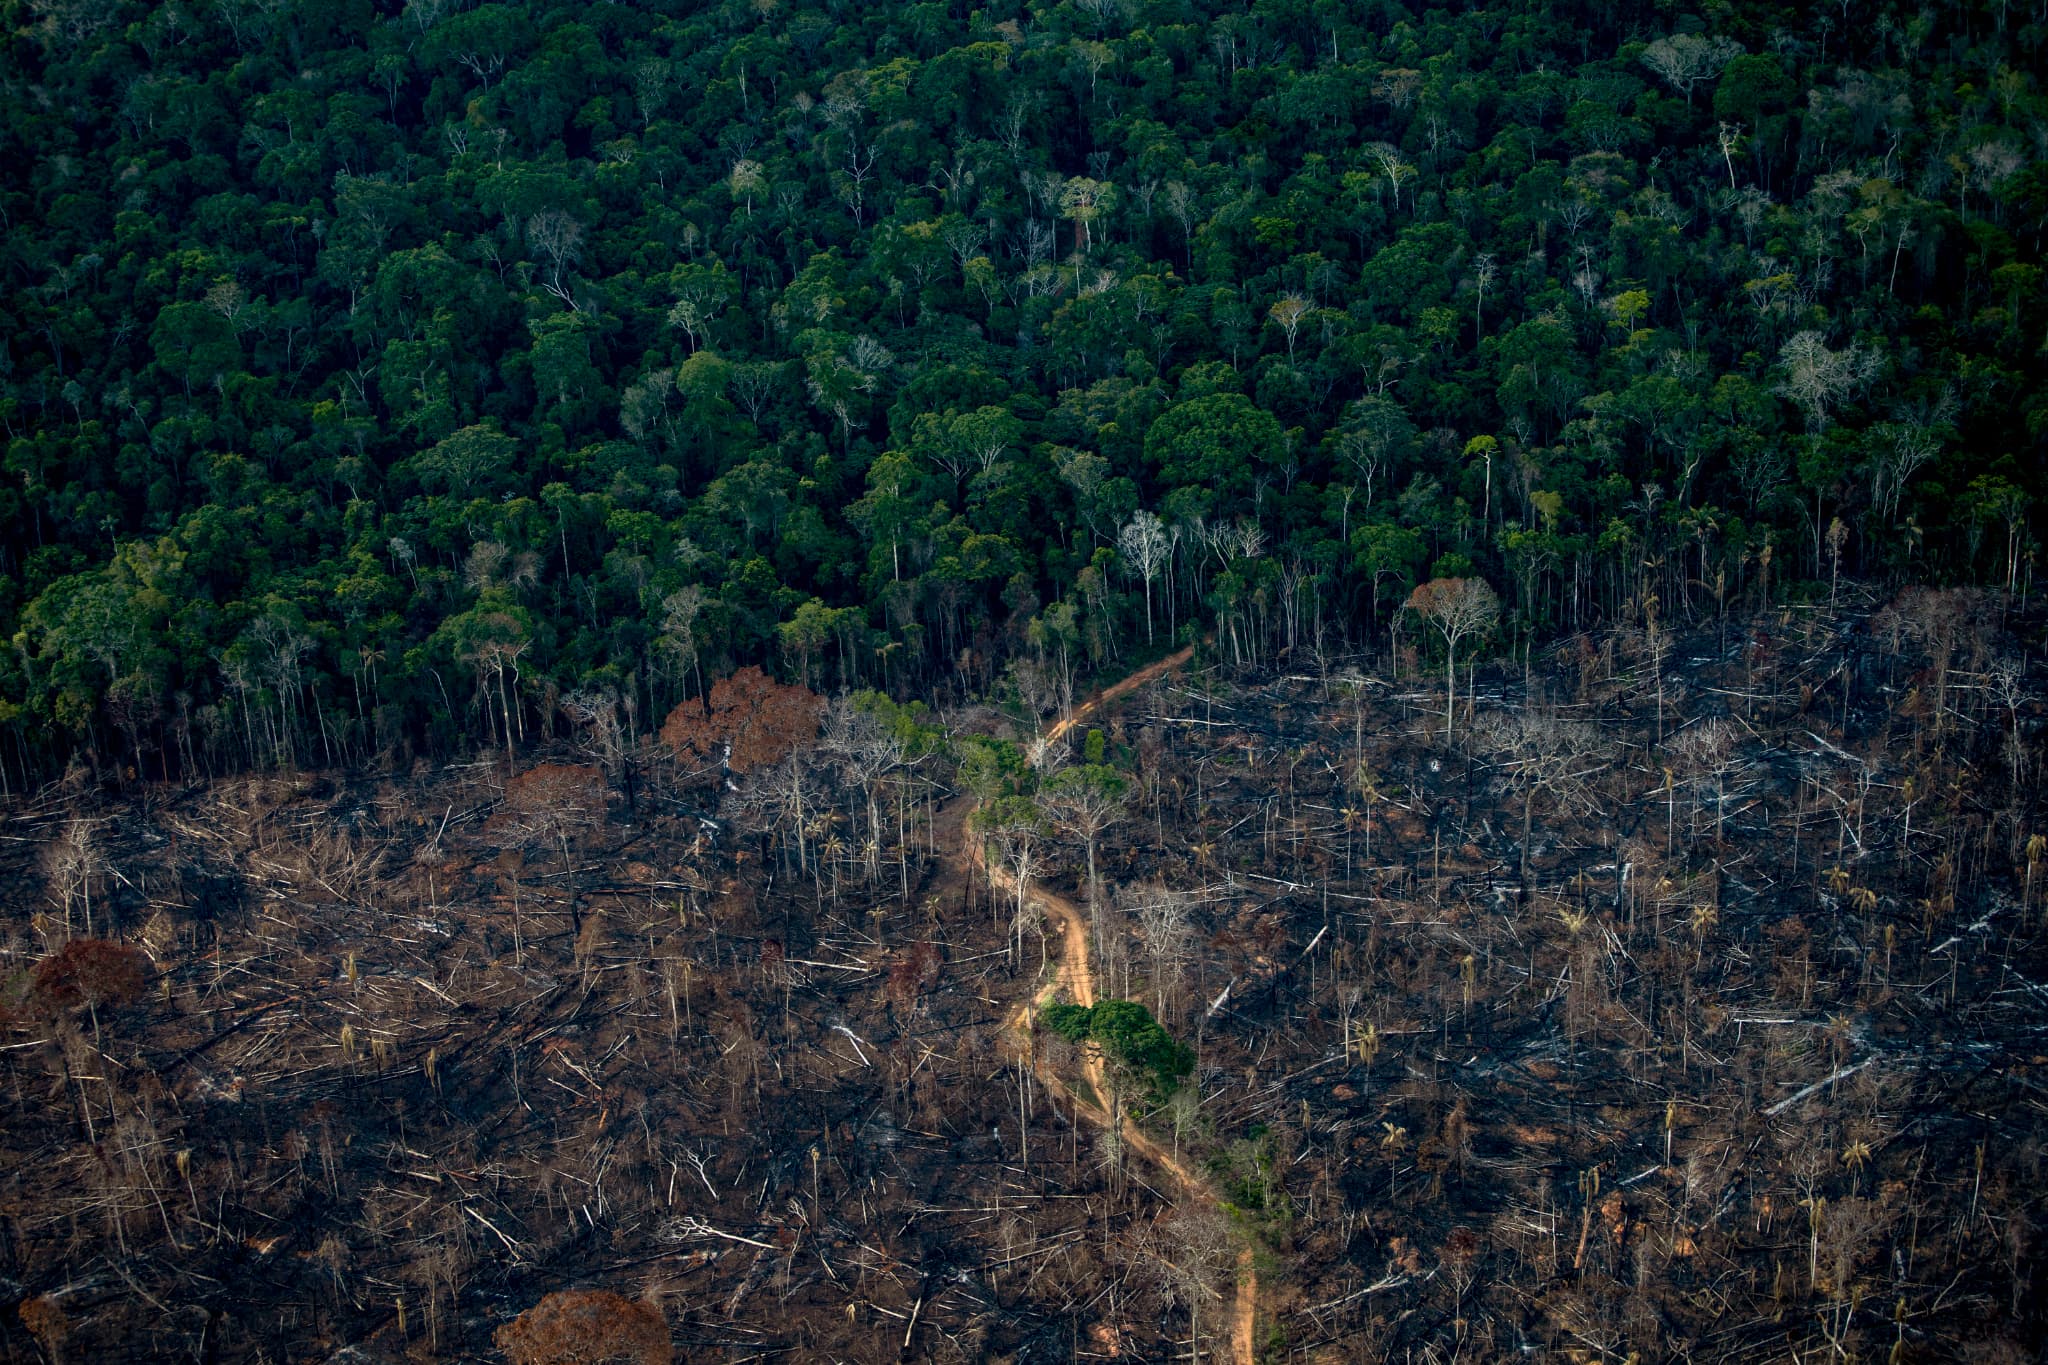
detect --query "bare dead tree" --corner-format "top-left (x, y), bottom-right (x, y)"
top-left (503, 763), bottom-right (606, 935)
top-left (1128, 884), bottom-right (1198, 1029)
top-left (732, 751), bottom-right (823, 884)
top-left (819, 697), bottom-right (904, 888)
top-left (1481, 712), bottom-right (1606, 893)
top-left (559, 687), bottom-right (628, 777)
top-left (977, 799), bottom-right (1048, 968)
top-left (1668, 718), bottom-right (1740, 846)
top-left (1404, 578), bottom-right (1501, 743)
top-left (42, 817), bottom-right (104, 938)
top-left (1041, 765), bottom-right (1128, 967)
top-left (524, 208), bottom-right (586, 310)
top-left (1136, 1204), bottom-right (1233, 1360)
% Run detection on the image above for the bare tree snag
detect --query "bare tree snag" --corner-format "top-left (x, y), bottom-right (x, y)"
top-left (1403, 578), bottom-right (1500, 743)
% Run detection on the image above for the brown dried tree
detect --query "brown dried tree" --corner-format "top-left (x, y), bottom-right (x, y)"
top-left (31, 938), bottom-right (145, 1017)
top-left (659, 666), bottom-right (823, 775)
top-left (494, 1288), bottom-right (672, 1365)
top-left (886, 941), bottom-right (944, 1013)
top-left (504, 763), bottom-right (606, 934)
top-left (17, 1296), bottom-right (70, 1364)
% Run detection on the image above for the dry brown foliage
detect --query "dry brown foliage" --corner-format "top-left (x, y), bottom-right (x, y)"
top-left (29, 938), bottom-right (146, 1015)
top-left (886, 940), bottom-right (944, 1009)
top-left (494, 1289), bottom-right (672, 1365)
top-left (504, 762), bottom-right (606, 815)
top-left (659, 666), bottom-right (823, 773)
top-left (18, 1295), bottom-right (70, 1358)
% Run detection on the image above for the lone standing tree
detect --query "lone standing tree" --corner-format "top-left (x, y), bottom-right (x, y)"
top-left (1041, 762), bottom-right (1128, 975)
top-left (1404, 577), bottom-right (1500, 743)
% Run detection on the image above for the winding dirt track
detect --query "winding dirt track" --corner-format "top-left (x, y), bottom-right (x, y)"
top-left (959, 647), bottom-right (1260, 1363)
top-left (1040, 645), bottom-right (1196, 747)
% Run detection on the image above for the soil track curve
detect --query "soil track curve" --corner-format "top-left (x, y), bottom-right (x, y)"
top-left (954, 646), bottom-right (1259, 1363)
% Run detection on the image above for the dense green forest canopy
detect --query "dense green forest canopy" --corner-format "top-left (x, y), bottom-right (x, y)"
top-left (1, 0), bottom-right (2043, 782)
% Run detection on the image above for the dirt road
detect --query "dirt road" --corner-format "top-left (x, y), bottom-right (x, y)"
top-left (962, 645), bottom-right (1260, 1364)
top-left (1042, 644), bottom-right (1195, 747)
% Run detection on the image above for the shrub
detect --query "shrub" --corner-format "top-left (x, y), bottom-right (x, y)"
top-left (494, 1289), bottom-right (671, 1365)
top-left (31, 939), bottom-right (146, 1016)
top-left (1037, 999), bottom-right (1192, 1100)
top-left (1039, 1001), bottom-right (1094, 1042)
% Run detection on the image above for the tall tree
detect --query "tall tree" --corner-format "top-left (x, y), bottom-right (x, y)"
top-left (1404, 577), bottom-right (1500, 743)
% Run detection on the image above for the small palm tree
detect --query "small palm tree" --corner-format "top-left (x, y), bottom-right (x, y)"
top-left (1688, 904), bottom-right (1718, 969)
top-left (1380, 1122), bottom-right (1408, 1197)
top-left (1841, 1139), bottom-right (1873, 1191)
top-left (1357, 768), bottom-right (1385, 863)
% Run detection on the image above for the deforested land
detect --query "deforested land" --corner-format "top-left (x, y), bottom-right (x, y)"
top-left (1, 0), bottom-right (2045, 1358)
top-left (4, 592), bottom-right (2046, 1361)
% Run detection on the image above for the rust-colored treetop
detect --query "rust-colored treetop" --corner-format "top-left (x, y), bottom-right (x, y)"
top-left (1403, 576), bottom-right (1501, 637)
top-left (660, 666), bottom-right (824, 774)
top-left (30, 938), bottom-right (146, 1015)
top-left (494, 1289), bottom-right (671, 1365)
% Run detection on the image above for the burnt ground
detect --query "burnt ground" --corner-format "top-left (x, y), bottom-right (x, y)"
top-left (1091, 588), bottom-right (2048, 1362)
top-left (0, 742), bottom-right (1174, 1363)
top-left (2, 585), bottom-right (2046, 1363)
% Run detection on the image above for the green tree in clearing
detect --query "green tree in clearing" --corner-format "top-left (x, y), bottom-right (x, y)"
top-left (1038, 999), bottom-right (1192, 1102)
